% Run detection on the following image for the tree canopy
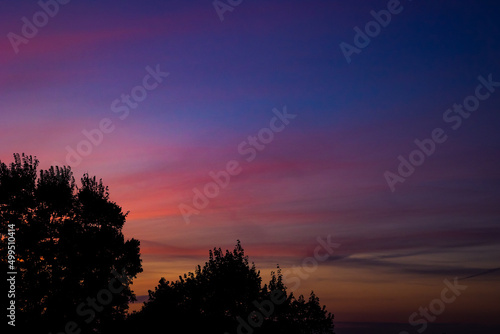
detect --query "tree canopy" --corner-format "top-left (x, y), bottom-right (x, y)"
top-left (126, 240), bottom-right (334, 334)
top-left (0, 153), bottom-right (334, 333)
top-left (0, 153), bottom-right (142, 333)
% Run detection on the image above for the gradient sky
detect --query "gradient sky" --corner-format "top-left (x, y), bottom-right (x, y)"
top-left (1, 0), bottom-right (500, 330)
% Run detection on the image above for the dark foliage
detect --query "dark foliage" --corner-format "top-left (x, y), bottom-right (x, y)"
top-left (0, 153), bottom-right (333, 334)
top-left (125, 241), bottom-right (334, 334)
top-left (0, 153), bottom-right (142, 333)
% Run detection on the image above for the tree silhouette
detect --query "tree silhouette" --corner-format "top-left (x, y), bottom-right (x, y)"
top-left (0, 153), bottom-right (142, 333)
top-left (126, 240), bottom-right (334, 334)
top-left (0, 153), bottom-right (333, 333)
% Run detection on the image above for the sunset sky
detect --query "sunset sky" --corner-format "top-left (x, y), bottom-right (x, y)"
top-left (1, 0), bottom-right (499, 332)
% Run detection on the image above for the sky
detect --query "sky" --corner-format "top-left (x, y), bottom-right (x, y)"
top-left (1, 0), bottom-right (500, 332)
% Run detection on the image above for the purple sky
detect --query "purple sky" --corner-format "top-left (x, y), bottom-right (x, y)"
top-left (1, 0), bottom-right (499, 330)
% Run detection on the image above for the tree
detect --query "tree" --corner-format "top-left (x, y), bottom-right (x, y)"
top-left (126, 241), bottom-right (334, 334)
top-left (0, 153), bottom-right (142, 333)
